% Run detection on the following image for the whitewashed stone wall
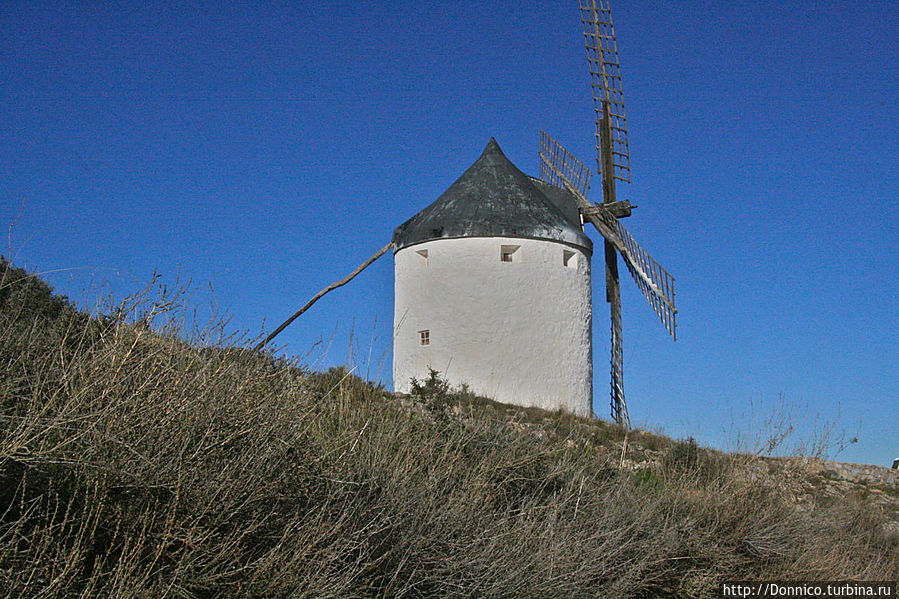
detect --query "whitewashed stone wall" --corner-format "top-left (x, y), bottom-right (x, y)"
top-left (393, 236), bottom-right (592, 417)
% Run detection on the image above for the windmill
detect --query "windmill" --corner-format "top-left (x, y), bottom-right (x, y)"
top-left (538, 0), bottom-right (677, 426)
top-left (256, 1), bottom-right (676, 427)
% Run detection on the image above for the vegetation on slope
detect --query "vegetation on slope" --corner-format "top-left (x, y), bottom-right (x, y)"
top-left (1, 257), bottom-right (897, 598)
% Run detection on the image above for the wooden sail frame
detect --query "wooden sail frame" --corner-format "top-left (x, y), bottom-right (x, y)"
top-left (539, 131), bottom-right (676, 339)
top-left (580, 0), bottom-right (630, 184)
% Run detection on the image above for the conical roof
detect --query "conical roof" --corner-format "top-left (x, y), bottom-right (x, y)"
top-left (392, 138), bottom-right (592, 253)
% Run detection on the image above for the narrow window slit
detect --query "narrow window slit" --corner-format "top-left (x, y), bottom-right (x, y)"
top-left (501, 244), bottom-right (520, 263)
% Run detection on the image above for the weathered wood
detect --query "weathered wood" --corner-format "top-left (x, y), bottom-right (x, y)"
top-left (599, 96), bottom-right (629, 427)
top-left (254, 242), bottom-right (393, 351)
top-left (578, 1), bottom-right (679, 426)
top-left (538, 130), bottom-right (592, 203)
top-left (581, 0), bottom-right (630, 183)
top-left (615, 219), bottom-right (677, 339)
top-left (582, 212), bottom-right (623, 251)
top-left (600, 99), bottom-right (617, 206)
top-left (539, 131), bottom-right (676, 340)
top-left (581, 200), bottom-right (633, 219)
top-left (606, 236), bottom-right (628, 427)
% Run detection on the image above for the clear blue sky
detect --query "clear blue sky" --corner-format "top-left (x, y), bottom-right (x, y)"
top-left (2, 1), bottom-right (897, 466)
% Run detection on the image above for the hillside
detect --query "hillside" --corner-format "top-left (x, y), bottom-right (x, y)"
top-left (1, 258), bottom-right (897, 598)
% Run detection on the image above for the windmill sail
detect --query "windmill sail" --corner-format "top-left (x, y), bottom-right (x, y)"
top-left (539, 130), bottom-right (592, 203)
top-left (580, 0), bottom-right (630, 183)
top-left (539, 131), bottom-right (677, 340)
top-left (585, 207), bottom-right (677, 340)
top-left (616, 220), bottom-right (676, 339)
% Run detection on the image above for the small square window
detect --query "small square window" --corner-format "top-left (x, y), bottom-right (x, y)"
top-left (416, 249), bottom-right (428, 266)
top-left (563, 250), bottom-right (577, 269)
top-left (418, 330), bottom-right (430, 346)
top-left (500, 244), bottom-right (520, 263)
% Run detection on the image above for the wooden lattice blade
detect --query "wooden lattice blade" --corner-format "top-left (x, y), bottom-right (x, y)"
top-left (538, 130), bottom-right (592, 207)
top-left (582, 208), bottom-right (677, 340)
top-left (580, 0), bottom-right (630, 183)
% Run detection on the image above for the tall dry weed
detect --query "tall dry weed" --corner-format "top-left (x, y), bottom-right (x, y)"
top-left (1, 258), bottom-right (896, 598)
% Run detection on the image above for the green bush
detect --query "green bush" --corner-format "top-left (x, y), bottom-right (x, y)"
top-left (663, 436), bottom-right (726, 482)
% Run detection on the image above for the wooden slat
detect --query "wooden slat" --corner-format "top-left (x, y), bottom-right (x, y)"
top-left (614, 219), bottom-right (677, 340)
top-left (538, 130), bottom-right (592, 205)
top-left (579, 203), bottom-right (677, 340)
top-left (580, 0), bottom-right (631, 183)
top-left (581, 200), bottom-right (632, 219)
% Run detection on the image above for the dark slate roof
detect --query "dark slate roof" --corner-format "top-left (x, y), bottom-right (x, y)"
top-left (392, 138), bottom-right (592, 253)
top-left (529, 177), bottom-right (583, 230)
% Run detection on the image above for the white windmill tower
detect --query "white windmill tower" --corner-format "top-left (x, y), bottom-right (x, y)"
top-left (392, 138), bottom-right (594, 416)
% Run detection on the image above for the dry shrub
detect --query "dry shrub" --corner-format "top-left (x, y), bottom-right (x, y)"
top-left (1, 259), bottom-right (897, 598)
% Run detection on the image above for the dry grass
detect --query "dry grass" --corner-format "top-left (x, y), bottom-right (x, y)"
top-left (1, 257), bottom-right (897, 598)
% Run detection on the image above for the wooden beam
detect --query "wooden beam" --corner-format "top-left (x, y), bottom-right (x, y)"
top-left (582, 200), bottom-right (634, 219)
top-left (583, 214), bottom-right (624, 253)
top-left (254, 241), bottom-right (393, 351)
